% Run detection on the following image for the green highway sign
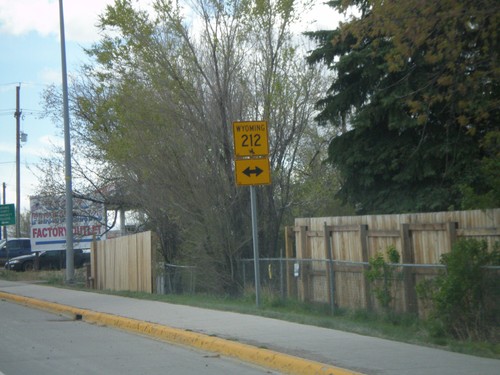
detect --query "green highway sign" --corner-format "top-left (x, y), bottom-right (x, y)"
top-left (0, 204), bottom-right (16, 226)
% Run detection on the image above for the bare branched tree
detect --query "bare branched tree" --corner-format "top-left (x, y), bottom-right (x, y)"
top-left (39, 0), bottom-right (337, 292)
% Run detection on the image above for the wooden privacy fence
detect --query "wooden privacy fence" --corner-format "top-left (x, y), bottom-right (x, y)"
top-left (285, 209), bottom-right (500, 316)
top-left (90, 231), bottom-right (157, 293)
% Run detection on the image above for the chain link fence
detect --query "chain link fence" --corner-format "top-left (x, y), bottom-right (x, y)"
top-left (156, 258), bottom-right (499, 318)
top-left (156, 263), bottom-right (197, 294)
top-left (240, 258), bottom-right (373, 311)
top-left (240, 258), bottom-right (291, 299)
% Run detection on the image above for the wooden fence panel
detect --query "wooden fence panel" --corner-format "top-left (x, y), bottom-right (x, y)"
top-left (291, 209), bottom-right (500, 316)
top-left (91, 231), bottom-right (156, 293)
top-left (128, 235), bottom-right (138, 291)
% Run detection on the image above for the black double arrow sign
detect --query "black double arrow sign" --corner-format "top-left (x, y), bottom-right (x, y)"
top-left (243, 166), bottom-right (263, 177)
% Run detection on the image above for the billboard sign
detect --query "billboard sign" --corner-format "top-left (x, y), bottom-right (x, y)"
top-left (30, 195), bottom-right (106, 251)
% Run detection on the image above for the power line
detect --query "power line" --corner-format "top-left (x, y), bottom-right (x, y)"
top-left (0, 109), bottom-right (44, 117)
top-left (0, 82), bottom-right (21, 87)
top-left (0, 81), bottom-right (52, 88)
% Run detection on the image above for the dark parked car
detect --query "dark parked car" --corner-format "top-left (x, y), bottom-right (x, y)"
top-left (0, 238), bottom-right (32, 266)
top-left (4, 249), bottom-right (90, 272)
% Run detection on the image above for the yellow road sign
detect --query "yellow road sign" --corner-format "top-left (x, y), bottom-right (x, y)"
top-left (235, 158), bottom-right (271, 186)
top-left (233, 121), bottom-right (269, 158)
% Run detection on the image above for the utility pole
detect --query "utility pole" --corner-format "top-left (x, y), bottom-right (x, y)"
top-left (59, 0), bottom-right (74, 282)
top-left (2, 183), bottom-right (6, 240)
top-left (15, 85), bottom-right (21, 238)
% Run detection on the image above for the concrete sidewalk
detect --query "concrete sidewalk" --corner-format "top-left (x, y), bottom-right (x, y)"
top-left (0, 280), bottom-right (498, 375)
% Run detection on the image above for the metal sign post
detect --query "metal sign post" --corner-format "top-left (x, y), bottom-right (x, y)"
top-left (250, 185), bottom-right (261, 307)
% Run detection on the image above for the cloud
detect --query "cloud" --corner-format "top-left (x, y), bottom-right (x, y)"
top-left (39, 133), bottom-right (63, 149)
top-left (0, 0), bottom-right (343, 44)
top-left (0, 0), bottom-right (114, 43)
top-left (0, 142), bottom-right (15, 154)
top-left (39, 67), bottom-right (62, 85)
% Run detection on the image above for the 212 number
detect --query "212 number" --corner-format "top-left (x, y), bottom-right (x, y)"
top-left (241, 134), bottom-right (261, 147)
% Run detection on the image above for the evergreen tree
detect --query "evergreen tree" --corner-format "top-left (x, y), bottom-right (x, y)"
top-left (307, 0), bottom-right (499, 213)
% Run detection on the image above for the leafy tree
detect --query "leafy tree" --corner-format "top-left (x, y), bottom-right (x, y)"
top-left (38, 83), bottom-right (127, 237)
top-left (307, 0), bottom-right (499, 213)
top-left (41, 0), bottom-right (336, 292)
top-left (288, 122), bottom-right (354, 217)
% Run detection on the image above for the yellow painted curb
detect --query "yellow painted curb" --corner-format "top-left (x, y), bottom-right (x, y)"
top-left (0, 291), bottom-right (364, 375)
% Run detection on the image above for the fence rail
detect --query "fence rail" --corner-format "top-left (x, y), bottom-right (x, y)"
top-left (156, 256), bottom-right (498, 318)
top-left (238, 258), bottom-right (499, 316)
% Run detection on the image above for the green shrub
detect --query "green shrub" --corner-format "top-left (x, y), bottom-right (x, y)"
top-left (420, 239), bottom-right (500, 341)
top-left (366, 245), bottom-right (401, 312)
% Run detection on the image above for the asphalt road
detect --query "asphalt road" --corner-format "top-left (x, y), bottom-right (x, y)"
top-left (0, 299), bottom-right (279, 375)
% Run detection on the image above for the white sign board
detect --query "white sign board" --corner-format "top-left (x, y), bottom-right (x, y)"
top-left (30, 195), bottom-right (106, 251)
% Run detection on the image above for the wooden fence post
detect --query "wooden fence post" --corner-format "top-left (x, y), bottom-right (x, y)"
top-left (151, 232), bottom-right (157, 294)
top-left (359, 224), bottom-right (372, 310)
top-left (401, 223), bottom-right (417, 314)
top-left (90, 239), bottom-right (98, 289)
top-left (297, 225), bottom-right (310, 302)
top-left (324, 222), bottom-right (335, 314)
top-left (446, 222), bottom-right (458, 251)
top-left (284, 226), bottom-right (296, 298)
